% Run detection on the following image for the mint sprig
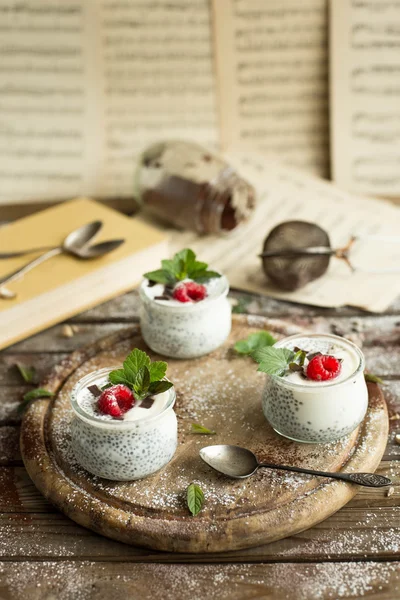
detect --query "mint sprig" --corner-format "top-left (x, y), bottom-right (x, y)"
top-left (144, 248), bottom-right (220, 285)
top-left (234, 331), bottom-right (277, 355)
top-left (108, 349), bottom-right (173, 401)
top-left (253, 347), bottom-right (295, 376)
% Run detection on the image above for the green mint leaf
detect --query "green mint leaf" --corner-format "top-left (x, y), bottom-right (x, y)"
top-left (143, 269), bottom-right (175, 285)
top-left (148, 361), bottom-right (167, 382)
top-left (253, 347), bottom-right (295, 376)
top-left (191, 423), bottom-right (216, 435)
top-left (161, 259), bottom-right (177, 274)
top-left (144, 248), bottom-right (216, 285)
top-left (133, 366), bottom-right (150, 399)
top-left (365, 373), bottom-right (384, 384)
top-left (148, 380), bottom-right (173, 395)
top-left (190, 260), bottom-right (208, 273)
top-left (101, 382), bottom-right (113, 391)
top-left (108, 369), bottom-right (130, 386)
top-left (232, 297), bottom-right (250, 314)
top-left (293, 350), bottom-right (307, 367)
top-left (187, 483), bottom-right (205, 516)
top-left (18, 388), bottom-right (54, 414)
top-left (15, 363), bottom-right (37, 384)
top-left (123, 349), bottom-right (151, 384)
top-left (190, 269), bottom-right (221, 283)
top-left (234, 331), bottom-right (277, 355)
top-left (175, 248), bottom-right (196, 270)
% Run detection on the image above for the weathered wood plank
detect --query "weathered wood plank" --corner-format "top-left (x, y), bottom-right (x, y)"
top-left (0, 463), bottom-right (399, 562)
top-left (0, 427), bottom-right (20, 464)
top-left (0, 560), bottom-right (399, 600)
top-left (2, 313), bottom-right (399, 361)
top-left (70, 288), bottom-right (400, 323)
top-left (0, 354), bottom-right (68, 386)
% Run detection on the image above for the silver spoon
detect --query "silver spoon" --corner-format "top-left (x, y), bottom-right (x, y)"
top-left (200, 445), bottom-right (392, 488)
top-left (0, 220), bottom-right (103, 259)
top-left (0, 246), bottom-right (65, 259)
top-left (0, 222), bottom-right (124, 299)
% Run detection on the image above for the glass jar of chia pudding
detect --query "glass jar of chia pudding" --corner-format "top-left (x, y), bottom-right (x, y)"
top-left (262, 333), bottom-right (368, 443)
top-left (139, 275), bottom-right (231, 359)
top-left (70, 368), bottom-right (177, 480)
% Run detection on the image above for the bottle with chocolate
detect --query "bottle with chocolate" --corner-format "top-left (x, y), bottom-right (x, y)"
top-left (135, 141), bottom-right (256, 235)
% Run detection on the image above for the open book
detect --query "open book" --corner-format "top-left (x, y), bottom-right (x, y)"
top-left (0, 0), bottom-right (331, 208)
top-left (0, 199), bottom-right (167, 350)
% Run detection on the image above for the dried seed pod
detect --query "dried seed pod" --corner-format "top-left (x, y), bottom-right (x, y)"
top-left (261, 221), bottom-right (331, 291)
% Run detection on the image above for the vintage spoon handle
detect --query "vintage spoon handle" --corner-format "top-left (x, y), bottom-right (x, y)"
top-left (258, 463), bottom-right (391, 488)
top-left (0, 247), bottom-right (62, 288)
top-left (0, 246), bottom-right (56, 259)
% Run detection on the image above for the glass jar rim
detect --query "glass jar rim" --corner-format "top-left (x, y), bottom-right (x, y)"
top-left (139, 274), bottom-right (229, 311)
top-left (70, 367), bottom-right (176, 429)
top-left (272, 332), bottom-right (365, 390)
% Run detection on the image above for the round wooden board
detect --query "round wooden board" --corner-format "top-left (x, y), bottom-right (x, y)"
top-left (20, 315), bottom-right (389, 553)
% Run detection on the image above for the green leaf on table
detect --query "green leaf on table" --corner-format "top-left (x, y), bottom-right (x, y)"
top-left (18, 388), bottom-right (54, 414)
top-left (232, 297), bottom-right (251, 314)
top-left (365, 373), bottom-right (384, 385)
top-left (253, 347), bottom-right (295, 376)
top-left (191, 423), bottom-right (216, 435)
top-left (15, 363), bottom-right (37, 384)
top-left (234, 331), bottom-right (277, 355)
top-left (187, 483), bottom-right (205, 516)
top-left (143, 248), bottom-right (221, 285)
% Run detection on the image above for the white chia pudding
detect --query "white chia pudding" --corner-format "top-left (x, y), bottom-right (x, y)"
top-left (262, 333), bottom-right (368, 443)
top-left (139, 275), bottom-right (231, 359)
top-left (70, 368), bottom-right (177, 480)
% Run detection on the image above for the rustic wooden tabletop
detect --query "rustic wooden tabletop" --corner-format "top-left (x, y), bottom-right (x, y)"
top-left (0, 289), bottom-right (399, 599)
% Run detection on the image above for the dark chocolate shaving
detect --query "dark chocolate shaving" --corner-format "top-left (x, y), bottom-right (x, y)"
top-left (88, 384), bottom-right (102, 397)
top-left (140, 396), bottom-right (155, 409)
top-left (154, 295), bottom-right (171, 301)
top-left (307, 351), bottom-right (322, 361)
top-left (289, 363), bottom-right (304, 372)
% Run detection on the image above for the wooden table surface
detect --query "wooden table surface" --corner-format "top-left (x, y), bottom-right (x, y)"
top-left (1, 289), bottom-right (399, 599)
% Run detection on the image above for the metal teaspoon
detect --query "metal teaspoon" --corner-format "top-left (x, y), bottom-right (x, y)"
top-left (0, 222), bottom-right (124, 299)
top-left (200, 445), bottom-right (392, 488)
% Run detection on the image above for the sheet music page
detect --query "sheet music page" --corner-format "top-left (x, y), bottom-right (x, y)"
top-left (330, 0), bottom-right (400, 198)
top-left (0, 0), bottom-right (218, 205)
top-left (165, 150), bottom-right (400, 312)
top-left (212, 0), bottom-right (330, 177)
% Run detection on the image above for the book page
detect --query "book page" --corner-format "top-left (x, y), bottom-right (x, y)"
top-left (212, 0), bottom-right (330, 177)
top-left (163, 150), bottom-right (400, 312)
top-left (330, 0), bottom-right (400, 198)
top-left (0, 0), bottom-right (218, 205)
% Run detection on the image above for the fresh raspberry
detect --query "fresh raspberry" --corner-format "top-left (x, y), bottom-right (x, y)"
top-left (97, 384), bottom-right (135, 417)
top-left (172, 282), bottom-right (207, 303)
top-left (306, 354), bottom-right (342, 381)
top-left (172, 284), bottom-right (191, 303)
top-left (184, 282), bottom-right (207, 301)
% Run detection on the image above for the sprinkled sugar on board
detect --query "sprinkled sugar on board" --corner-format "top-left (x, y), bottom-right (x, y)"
top-left (20, 316), bottom-right (388, 553)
